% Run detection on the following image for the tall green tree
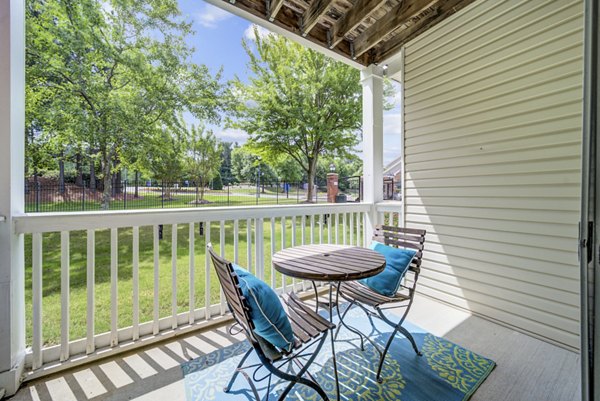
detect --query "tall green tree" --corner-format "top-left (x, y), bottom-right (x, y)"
top-left (26, 0), bottom-right (222, 209)
top-left (219, 142), bottom-right (235, 185)
top-left (146, 128), bottom-right (183, 201)
top-left (231, 146), bottom-right (277, 184)
top-left (227, 29), bottom-right (362, 202)
top-left (184, 124), bottom-right (222, 203)
top-left (271, 155), bottom-right (303, 185)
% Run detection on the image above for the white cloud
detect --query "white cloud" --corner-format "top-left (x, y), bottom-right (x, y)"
top-left (214, 128), bottom-right (249, 144)
top-left (196, 4), bottom-right (232, 28)
top-left (243, 24), bottom-right (273, 41)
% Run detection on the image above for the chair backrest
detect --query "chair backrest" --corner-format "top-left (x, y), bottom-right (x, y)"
top-left (207, 244), bottom-right (257, 343)
top-left (373, 225), bottom-right (426, 274)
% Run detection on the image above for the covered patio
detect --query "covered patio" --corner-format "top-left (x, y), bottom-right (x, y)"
top-left (8, 295), bottom-right (581, 401)
top-left (1, 0), bottom-right (598, 400)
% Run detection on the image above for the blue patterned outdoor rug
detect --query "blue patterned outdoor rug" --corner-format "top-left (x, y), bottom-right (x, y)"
top-left (182, 307), bottom-right (495, 401)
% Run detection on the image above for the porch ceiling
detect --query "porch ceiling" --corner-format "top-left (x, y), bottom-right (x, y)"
top-left (210, 0), bottom-right (477, 66)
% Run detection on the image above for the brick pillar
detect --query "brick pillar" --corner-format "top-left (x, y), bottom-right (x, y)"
top-left (327, 173), bottom-right (338, 203)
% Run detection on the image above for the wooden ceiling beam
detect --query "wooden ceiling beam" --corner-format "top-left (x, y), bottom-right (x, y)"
top-left (374, 0), bottom-right (477, 64)
top-left (328, 0), bottom-right (388, 49)
top-left (268, 0), bottom-right (285, 21)
top-left (301, 0), bottom-right (334, 37)
top-left (352, 0), bottom-right (439, 59)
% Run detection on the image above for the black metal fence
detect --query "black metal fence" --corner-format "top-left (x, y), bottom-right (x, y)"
top-left (25, 177), bottom-right (363, 213)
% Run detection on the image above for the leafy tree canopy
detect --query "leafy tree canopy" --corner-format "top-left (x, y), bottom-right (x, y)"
top-left (227, 28), bottom-right (362, 202)
top-left (231, 146), bottom-right (277, 183)
top-left (182, 122), bottom-right (223, 203)
top-left (26, 0), bottom-right (222, 208)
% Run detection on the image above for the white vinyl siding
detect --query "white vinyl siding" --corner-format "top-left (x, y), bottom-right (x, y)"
top-left (402, 0), bottom-right (583, 350)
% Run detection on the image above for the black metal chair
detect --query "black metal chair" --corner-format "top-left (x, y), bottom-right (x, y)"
top-left (336, 225), bottom-right (426, 383)
top-left (207, 244), bottom-right (333, 401)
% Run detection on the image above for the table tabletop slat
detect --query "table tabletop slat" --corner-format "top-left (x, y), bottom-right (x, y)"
top-left (273, 245), bottom-right (385, 281)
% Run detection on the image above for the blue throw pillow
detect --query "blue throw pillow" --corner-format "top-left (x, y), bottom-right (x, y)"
top-left (233, 265), bottom-right (294, 352)
top-left (360, 241), bottom-right (417, 297)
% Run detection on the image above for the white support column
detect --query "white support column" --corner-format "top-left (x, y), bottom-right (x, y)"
top-left (361, 65), bottom-right (385, 243)
top-left (0, 0), bottom-right (26, 396)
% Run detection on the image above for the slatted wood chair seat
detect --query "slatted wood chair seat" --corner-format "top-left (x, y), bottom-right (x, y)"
top-left (336, 225), bottom-right (426, 383)
top-left (339, 280), bottom-right (410, 308)
top-left (285, 292), bottom-right (335, 347)
top-left (208, 244), bottom-right (330, 401)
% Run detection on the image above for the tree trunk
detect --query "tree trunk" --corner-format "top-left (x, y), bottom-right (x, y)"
top-left (134, 171), bottom-right (139, 198)
top-left (111, 174), bottom-right (116, 197)
top-left (163, 181), bottom-right (172, 200)
top-left (89, 154), bottom-right (96, 191)
top-left (114, 163), bottom-right (122, 194)
top-left (101, 153), bottom-right (112, 210)
top-left (58, 156), bottom-right (65, 194)
top-left (75, 153), bottom-right (83, 186)
top-left (306, 157), bottom-right (318, 203)
top-left (200, 181), bottom-right (206, 201)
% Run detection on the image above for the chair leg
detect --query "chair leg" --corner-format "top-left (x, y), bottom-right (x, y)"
top-left (334, 301), bottom-right (365, 350)
top-left (224, 347), bottom-right (254, 392)
top-left (397, 324), bottom-right (422, 356)
top-left (259, 332), bottom-right (330, 401)
top-left (375, 325), bottom-right (400, 383)
top-left (375, 317), bottom-right (422, 383)
top-left (277, 375), bottom-right (329, 401)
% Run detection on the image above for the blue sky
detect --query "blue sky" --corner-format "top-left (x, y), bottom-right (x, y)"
top-left (177, 0), bottom-right (402, 166)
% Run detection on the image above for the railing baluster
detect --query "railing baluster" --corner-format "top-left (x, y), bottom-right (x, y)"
top-left (361, 213), bottom-right (371, 246)
top-left (110, 228), bottom-right (118, 346)
top-left (205, 221), bottom-right (211, 320)
top-left (319, 214), bottom-right (323, 244)
top-left (60, 231), bottom-right (70, 361)
top-left (86, 229), bottom-right (95, 354)
top-left (32, 232), bottom-right (43, 369)
top-left (356, 212), bottom-right (364, 246)
top-left (301, 215), bottom-right (306, 245)
top-left (132, 226), bottom-right (140, 340)
top-left (301, 215), bottom-right (306, 291)
top-left (281, 217), bottom-right (286, 293)
top-left (310, 215), bottom-right (315, 244)
top-left (171, 224), bottom-right (178, 329)
top-left (233, 219), bottom-right (239, 264)
top-left (327, 213), bottom-right (332, 244)
top-left (343, 213), bottom-right (347, 245)
top-left (270, 217), bottom-right (276, 289)
top-left (246, 219), bottom-right (252, 273)
top-left (153, 225), bottom-right (159, 335)
top-left (350, 213), bottom-right (355, 245)
top-left (335, 213), bottom-right (340, 244)
top-left (291, 216), bottom-right (296, 291)
top-left (189, 223), bottom-right (195, 325)
top-left (255, 218), bottom-right (264, 281)
top-left (220, 221), bottom-right (226, 315)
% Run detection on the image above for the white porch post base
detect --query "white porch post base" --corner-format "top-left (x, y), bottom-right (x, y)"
top-left (361, 65), bottom-right (385, 243)
top-left (0, 0), bottom-right (26, 396)
top-left (0, 359), bottom-right (25, 397)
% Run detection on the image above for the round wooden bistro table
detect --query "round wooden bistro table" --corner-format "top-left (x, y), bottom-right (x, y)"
top-left (272, 244), bottom-right (386, 401)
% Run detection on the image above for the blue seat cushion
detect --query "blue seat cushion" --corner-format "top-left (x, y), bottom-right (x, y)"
top-left (359, 241), bottom-right (417, 297)
top-left (233, 265), bottom-right (294, 352)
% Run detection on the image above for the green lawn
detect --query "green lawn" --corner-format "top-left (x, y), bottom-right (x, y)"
top-left (25, 217), bottom-right (361, 347)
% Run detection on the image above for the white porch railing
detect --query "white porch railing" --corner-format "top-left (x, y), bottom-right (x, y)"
top-left (376, 201), bottom-right (404, 227)
top-left (14, 203), bottom-right (370, 377)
